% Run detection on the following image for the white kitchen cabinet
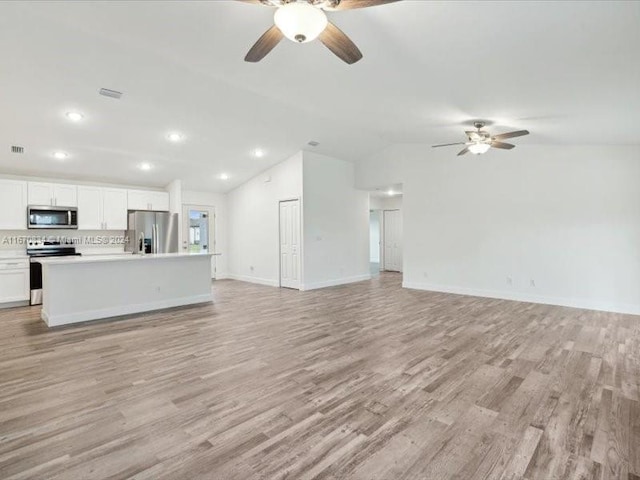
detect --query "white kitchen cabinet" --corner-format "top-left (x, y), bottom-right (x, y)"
top-left (148, 191), bottom-right (170, 211)
top-left (28, 182), bottom-right (77, 207)
top-left (27, 182), bottom-right (53, 206)
top-left (127, 190), bottom-right (149, 210)
top-left (127, 189), bottom-right (169, 211)
top-left (77, 186), bottom-right (103, 230)
top-left (53, 184), bottom-right (77, 207)
top-left (102, 188), bottom-right (128, 230)
top-left (0, 179), bottom-right (27, 229)
top-left (78, 186), bottom-right (128, 230)
top-left (0, 259), bottom-right (29, 305)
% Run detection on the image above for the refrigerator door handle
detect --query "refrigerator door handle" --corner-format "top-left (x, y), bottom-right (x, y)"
top-left (154, 224), bottom-right (159, 253)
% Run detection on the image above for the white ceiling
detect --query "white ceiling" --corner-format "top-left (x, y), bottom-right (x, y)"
top-left (0, 1), bottom-right (638, 192)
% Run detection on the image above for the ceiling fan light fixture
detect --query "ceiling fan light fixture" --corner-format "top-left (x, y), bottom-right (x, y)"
top-left (468, 143), bottom-right (491, 155)
top-left (274, 2), bottom-right (328, 43)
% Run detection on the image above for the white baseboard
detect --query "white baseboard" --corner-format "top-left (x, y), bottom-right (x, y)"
top-left (0, 300), bottom-right (29, 310)
top-left (42, 294), bottom-right (214, 327)
top-left (226, 274), bottom-right (279, 288)
top-left (302, 274), bottom-right (372, 291)
top-left (402, 281), bottom-right (640, 316)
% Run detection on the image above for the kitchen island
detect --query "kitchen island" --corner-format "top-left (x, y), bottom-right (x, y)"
top-left (39, 253), bottom-right (213, 327)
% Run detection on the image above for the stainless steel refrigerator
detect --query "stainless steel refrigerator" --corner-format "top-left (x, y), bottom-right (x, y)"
top-left (126, 211), bottom-right (179, 254)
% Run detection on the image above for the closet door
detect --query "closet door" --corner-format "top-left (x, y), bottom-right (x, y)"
top-left (383, 209), bottom-right (403, 272)
top-left (279, 199), bottom-right (300, 289)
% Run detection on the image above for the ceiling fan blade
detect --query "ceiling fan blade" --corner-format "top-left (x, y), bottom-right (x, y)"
top-left (236, 0), bottom-right (278, 6)
top-left (318, 22), bottom-right (363, 64)
top-left (245, 25), bottom-right (284, 63)
top-left (432, 142), bottom-right (467, 148)
top-left (457, 147), bottom-right (470, 156)
top-left (322, 0), bottom-right (401, 10)
top-left (492, 130), bottom-right (530, 140)
top-left (490, 141), bottom-right (516, 150)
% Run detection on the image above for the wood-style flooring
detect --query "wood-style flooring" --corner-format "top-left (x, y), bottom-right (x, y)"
top-left (0, 273), bottom-right (638, 480)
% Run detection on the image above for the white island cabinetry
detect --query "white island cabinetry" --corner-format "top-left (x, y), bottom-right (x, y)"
top-left (40, 253), bottom-right (213, 326)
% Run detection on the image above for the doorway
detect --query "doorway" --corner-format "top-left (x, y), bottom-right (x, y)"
top-left (182, 205), bottom-right (215, 277)
top-left (279, 199), bottom-right (301, 290)
top-left (369, 210), bottom-right (382, 276)
top-left (383, 209), bottom-right (403, 272)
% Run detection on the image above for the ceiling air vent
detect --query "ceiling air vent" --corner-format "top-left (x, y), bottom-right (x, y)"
top-left (99, 88), bottom-right (123, 99)
top-left (11, 145), bottom-right (24, 154)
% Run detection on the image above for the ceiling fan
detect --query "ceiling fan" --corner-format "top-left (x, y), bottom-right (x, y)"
top-left (432, 122), bottom-right (530, 156)
top-left (238, 0), bottom-right (400, 64)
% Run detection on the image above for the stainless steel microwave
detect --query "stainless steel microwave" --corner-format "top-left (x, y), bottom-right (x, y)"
top-left (27, 205), bottom-right (78, 229)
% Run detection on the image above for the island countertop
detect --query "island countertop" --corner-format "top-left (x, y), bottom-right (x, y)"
top-left (37, 252), bottom-right (220, 265)
top-left (40, 252), bottom-right (215, 326)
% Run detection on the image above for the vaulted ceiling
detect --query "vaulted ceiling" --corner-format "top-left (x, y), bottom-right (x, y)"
top-left (0, 1), bottom-right (638, 192)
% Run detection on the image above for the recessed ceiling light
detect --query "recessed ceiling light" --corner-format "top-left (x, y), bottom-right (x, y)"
top-left (65, 111), bottom-right (84, 122)
top-left (53, 151), bottom-right (68, 160)
top-left (219, 173), bottom-right (230, 180)
top-left (167, 132), bottom-right (184, 143)
top-left (254, 148), bottom-right (265, 158)
top-left (139, 163), bottom-right (152, 171)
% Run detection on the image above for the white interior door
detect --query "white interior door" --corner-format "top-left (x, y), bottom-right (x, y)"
top-left (279, 199), bottom-right (301, 290)
top-left (182, 205), bottom-right (215, 278)
top-left (383, 209), bottom-right (403, 272)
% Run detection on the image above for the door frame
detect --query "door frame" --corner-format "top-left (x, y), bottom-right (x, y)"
top-left (278, 198), bottom-right (302, 290)
top-left (382, 208), bottom-right (401, 272)
top-left (370, 209), bottom-right (383, 271)
top-left (182, 204), bottom-right (216, 278)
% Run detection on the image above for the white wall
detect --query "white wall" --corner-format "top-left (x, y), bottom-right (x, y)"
top-left (182, 190), bottom-right (228, 279)
top-left (370, 195), bottom-right (403, 211)
top-left (355, 145), bottom-right (405, 191)
top-left (302, 152), bottom-right (370, 290)
top-left (370, 211), bottom-right (381, 263)
top-left (226, 152), bottom-right (303, 286)
top-left (362, 144), bottom-right (640, 315)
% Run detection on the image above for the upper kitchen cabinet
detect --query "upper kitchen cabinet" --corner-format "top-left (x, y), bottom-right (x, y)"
top-left (127, 189), bottom-right (169, 211)
top-left (102, 188), bottom-right (128, 230)
top-left (28, 182), bottom-right (77, 207)
top-left (0, 179), bottom-right (28, 229)
top-left (77, 186), bottom-right (102, 230)
top-left (77, 186), bottom-right (128, 230)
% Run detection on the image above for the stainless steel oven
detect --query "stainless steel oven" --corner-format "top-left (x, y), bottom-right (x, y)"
top-left (27, 205), bottom-right (78, 229)
top-left (27, 240), bottom-right (81, 305)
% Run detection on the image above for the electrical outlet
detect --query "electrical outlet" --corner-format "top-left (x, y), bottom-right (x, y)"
top-left (506, 276), bottom-right (513, 286)
top-left (530, 279), bottom-right (536, 287)
top-left (250, 266), bottom-right (254, 272)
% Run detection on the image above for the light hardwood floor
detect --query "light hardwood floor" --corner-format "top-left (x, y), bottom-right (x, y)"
top-left (0, 273), bottom-right (638, 480)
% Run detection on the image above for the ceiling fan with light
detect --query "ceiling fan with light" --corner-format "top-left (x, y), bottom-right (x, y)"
top-left (432, 122), bottom-right (530, 156)
top-left (238, 0), bottom-right (400, 64)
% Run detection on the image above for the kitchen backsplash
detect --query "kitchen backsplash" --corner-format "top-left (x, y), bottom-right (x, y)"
top-left (0, 230), bottom-right (127, 255)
